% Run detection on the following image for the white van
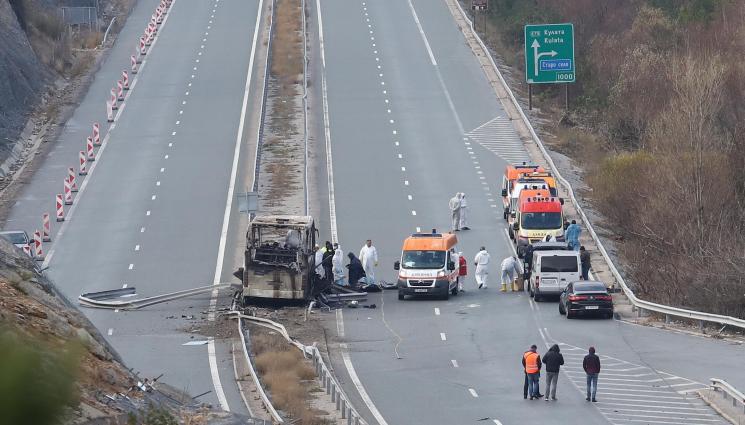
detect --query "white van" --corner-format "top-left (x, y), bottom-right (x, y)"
top-left (528, 250), bottom-right (581, 301)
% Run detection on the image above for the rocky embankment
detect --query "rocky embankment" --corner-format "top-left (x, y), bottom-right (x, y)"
top-left (0, 241), bottom-right (252, 424)
top-left (0, 0), bottom-right (50, 157)
top-left (0, 239), bottom-right (136, 423)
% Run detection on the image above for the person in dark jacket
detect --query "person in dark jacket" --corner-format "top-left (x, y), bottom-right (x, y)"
top-left (322, 241), bottom-right (335, 284)
top-left (542, 344), bottom-right (564, 400)
top-left (523, 244), bottom-right (535, 281)
top-left (346, 252), bottom-right (365, 287)
top-left (583, 346), bottom-right (601, 402)
top-left (580, 246), bottom-right (591, 280)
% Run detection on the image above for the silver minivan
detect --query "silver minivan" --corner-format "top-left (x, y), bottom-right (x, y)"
top-left (528, 250), bottom-right (581, 301)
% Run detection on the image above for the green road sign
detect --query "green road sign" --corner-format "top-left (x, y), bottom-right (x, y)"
top-left (524, 23), bottom-right (575, 84)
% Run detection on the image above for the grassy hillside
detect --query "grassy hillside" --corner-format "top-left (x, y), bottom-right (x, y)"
top-left (481, 0), bottom-right (745, 317)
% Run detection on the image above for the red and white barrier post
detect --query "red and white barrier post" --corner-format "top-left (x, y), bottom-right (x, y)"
top-left (56, 194), bottom-right (65, 222)
top-left (22, 244), bottom-right (32, 257)
top-left (63, 178), bottom-right (73, 205)
top-left (33, 230), bottom-right (44, 260)
top-left (122, 70), bottom-right (130, 90)
top-left (156, 8), bottom-right (163, 24)
top-left (68, 167), bottom-right (78, 192)
top-left (150, 15), bottom-right (158, 32)
top-left (110, 87), bottom-right (118, 110)
top-left (87, 137), bottom-right (95, 162)
top-left (106, 100), bottom-right (114, 122)
top-left (145, 28), bottom-right (153, 46)
top-left (116, 80), bottom-right (124, 101)
top-left (79, 151), bottom-right (88, 175)
top-left (92, 122), bottom-right (101, 146)
top-left (131, 55), bottom-right (139, 73)
top-left (42, 213), bottom-right (51, 242)
top-left (139, 36), bottom-right (147, 56)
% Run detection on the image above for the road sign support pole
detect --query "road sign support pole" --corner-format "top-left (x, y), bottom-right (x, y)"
top-left (565, 84), bottom-right (569, 110)
top-left (528, 84), bottom-right (532, 110)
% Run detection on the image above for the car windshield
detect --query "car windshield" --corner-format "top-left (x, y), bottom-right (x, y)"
top-left (522, 212), bottom-right (562, 230)
top-left (574, 283), bottom-right (607, 293)
top-left (0, 232), bottom-right (26, 244)
top-left (401, 250), bottom-right (446, 269)
top-left (541, 256), bottom-right (578, 272)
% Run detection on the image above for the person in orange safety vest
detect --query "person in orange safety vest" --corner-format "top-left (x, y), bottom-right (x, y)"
top-left (522, 344), bottom-right (543, 400)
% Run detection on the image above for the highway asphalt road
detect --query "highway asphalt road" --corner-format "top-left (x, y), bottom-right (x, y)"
top-left (311, 0), bottom-right (743, 424)
top-left (3, 0), bottom-right (264, 413)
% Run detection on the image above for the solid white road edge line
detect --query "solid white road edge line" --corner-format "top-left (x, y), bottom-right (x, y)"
top-left (320, 1), bottom-right (386, 424)
top-left (207, 338), bottom-right (226, 409)
top-left (341, 344), bottom-right (391, 425)
top-left (336, 308), bottom-right (345, 338)
top-left (317, 0), bottom-right (337, 244)
top-left (207, 0), bottom-right (265, 412)
top-left (405, 0), bottom-right (464, 134)
top-left (405, 0), bottom-right (436, 66)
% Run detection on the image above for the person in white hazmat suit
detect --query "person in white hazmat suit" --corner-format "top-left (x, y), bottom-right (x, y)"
top-left (359, 239), bottom-right (378, 285)
top-left (473, 246), bottom-right (490, 289)
top-left (332, 244), bottom-right (346, 286)
top-left (458, 193), bottom-right (470, 230)
top-left (500, 256), bottom-right (522, 292)
top-left (449, 194), bottom-right (461, 232)
top-left (312, 245), bottom-right (325, 289)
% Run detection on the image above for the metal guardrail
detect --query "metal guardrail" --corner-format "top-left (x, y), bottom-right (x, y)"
top-left (302, 0), bottom-right (309, 215)
top-left (78, 284), bottom-right (234, 310)
top-left (711, 379), bottom-right (745, 415)
top-left (236, 314), bottom-right (284, 423)
top-left (233, 313), bottom-right (369, 425)
top-left (452, 0), bottom-right (745, 332)
top-left (251, 0), bottom-right (276, 195)
top-left (101, 17), bottom-right (116, 46)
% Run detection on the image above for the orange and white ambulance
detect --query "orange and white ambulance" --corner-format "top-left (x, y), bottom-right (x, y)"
top-left (501, 163), bottom-right (544, 219)
top-left (513, 196), bottom-right (565, 257)
top-left (394, 231), bottom-right (459, 300)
